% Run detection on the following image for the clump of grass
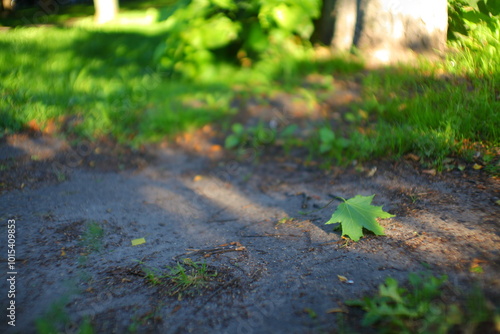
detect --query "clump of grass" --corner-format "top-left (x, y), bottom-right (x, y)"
top-left (0, 25), bottom-right (234, 145)
top-left (166, 258), bottom-right (218, 298)
top-left (140, 258), bottom-right (218, 300)
top-left (36, 296), bottom-right (93, 334)
top-left (80, 221), bottom-right (105, 253)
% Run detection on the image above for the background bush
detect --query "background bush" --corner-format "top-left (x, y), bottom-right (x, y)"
top-left (154, 0), bottom-right (321, 81)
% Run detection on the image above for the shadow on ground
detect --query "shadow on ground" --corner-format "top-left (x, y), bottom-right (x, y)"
top-left (0, 132), bottom-right (499, 333)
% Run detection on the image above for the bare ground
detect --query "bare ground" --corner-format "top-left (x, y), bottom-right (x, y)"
top-left (1, 78), bottom-right (499, 333)
top-left (0, 128), bottom-right (499, 334)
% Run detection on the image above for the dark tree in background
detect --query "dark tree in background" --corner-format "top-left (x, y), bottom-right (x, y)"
top-left (315, 0), bottom-right (448, 65)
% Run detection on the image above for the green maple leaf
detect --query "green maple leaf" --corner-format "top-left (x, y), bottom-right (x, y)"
top-left (325, 195), bottom-right (395, 241)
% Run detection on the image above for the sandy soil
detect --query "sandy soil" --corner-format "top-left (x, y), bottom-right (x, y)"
top-left (0, 125), bottom-right (499, 334)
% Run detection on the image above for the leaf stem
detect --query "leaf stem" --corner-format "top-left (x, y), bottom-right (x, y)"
top-left (298, 194), bottom-right (344, 215)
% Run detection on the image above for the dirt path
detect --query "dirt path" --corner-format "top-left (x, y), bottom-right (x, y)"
top-left (0, 132), bottom-right (499, 333)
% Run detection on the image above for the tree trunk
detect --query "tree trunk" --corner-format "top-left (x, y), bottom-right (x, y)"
top-left (1, 0), bottom-right (13, 19)
top-left (2, 0), bottom-right (13, 11)
top-left (93, 0), bottom-right (118, 24)
top-left (323, 0), bottom-right (448, 65)
top-left (312, 0), bottom-right (337, 45)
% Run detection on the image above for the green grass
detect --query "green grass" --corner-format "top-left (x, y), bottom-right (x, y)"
top-left (80, 220), bottom-right (105, 253)
top-left (0, 23), bottom-right (235, 145)
top-left (0, 2), bottom-right (498, 172)
top-left (355, 58), bottom-right (499, 163)
top-left (36, 296), bottom-right (94, 334)
top-left (351, 17), bottom-right (499, 170)
top-left (139, 258), bottom-right (218, 299)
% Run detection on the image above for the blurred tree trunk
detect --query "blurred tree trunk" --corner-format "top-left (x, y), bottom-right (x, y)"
top-left (2, 0), bottom-right (13, 11)
top-left (316, 0), bottom-right (448, 65)
top-left (93, 0), bottom-right (118, 24)
top-left (312, 0), bottom-right (337, 45)
top-left (1, 0), bottom-right (12, 19)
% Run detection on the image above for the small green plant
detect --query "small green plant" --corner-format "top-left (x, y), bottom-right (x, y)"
top-left (325, 195), bottom-right (395, 241)
top-left (166, 258), bottom-right (217, 298)
top-left (276, 216), bottom-right (296, 227)
top-left (80, 221), bottom-right (105, 253)
top-left (346, 273), bottom-right (460, 333)
top-left (36, 297), bottom-right (94, 334)
top-left (224, 122), bottom-right (276, 150)
top-left (225, 123), bottom-right (249, 149)
top-left (346, 272), bottom-right (500, 334)
top-left (316, 126), bottom-right (350, 163)
top-left (55, 171), bottom-right (67, 182)
top-left (304, 307), bottom-right (318, 319)
top-left (277, 124), bottom-right (300, 153)
top-left (464, 285), bottom-right (500, 333)
top-left (139, 258), bottom-right (218, 299)
top-left (143, 266), bottom-right (166, 286)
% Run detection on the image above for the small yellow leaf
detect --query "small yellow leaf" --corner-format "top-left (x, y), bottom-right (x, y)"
top-left (495, 200), bottom-right (500, 206)
top-left (473, 163), bottom-right (483, 170)
top-left (422, 169), bottom-right (436, 176)
top-left (60, 249), bottom-right (66, 256)
top-left (131, 238), bottom-right (146, 246)
top-left (358, 109), bottom-right (368, 119)
top-left (194, 175), bottom-right (203, 182)
top-left (366, 167), bottom-right (377, 177)
top-left (326, 308), bottom-right (347, 314)
top-left (337, 275), bottom-right (348, 282)
top-left (405, 153), bottom-right (420, 161)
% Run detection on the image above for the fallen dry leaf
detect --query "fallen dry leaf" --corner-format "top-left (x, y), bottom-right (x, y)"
top-left (405, 153), bottom-right (420, 161)
top-left (27, 119), bottom-right (41, 132)
top-left (422, 169), bottom-right (436, 176)
top-left (209, 145), bottom-right (222, 152)
top-left (44, 119), bottom-right (57, 135)
top-left (366, 167), bottom-right (377, 177)
top-left (326, 308), bottom-right (348, 314)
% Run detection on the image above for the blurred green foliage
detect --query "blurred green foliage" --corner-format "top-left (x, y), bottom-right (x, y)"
top-left (154, 0), bottom-right (321, 81)
top-left (346, 272), bottom-right (500, 334)
top-left (447, 0), bottom-right (500, 77)
top-left (0, 0), bottom-right (497, 173)
top-left (448, 0), bottom-right (500, 40)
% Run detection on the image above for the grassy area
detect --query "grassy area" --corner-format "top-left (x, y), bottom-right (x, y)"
top-left (350, 60), bottom-right (499, 169)
top-left (0, 1), bottom-right (498, 173)
top-left (0, 23), bottom-right (234, 144)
